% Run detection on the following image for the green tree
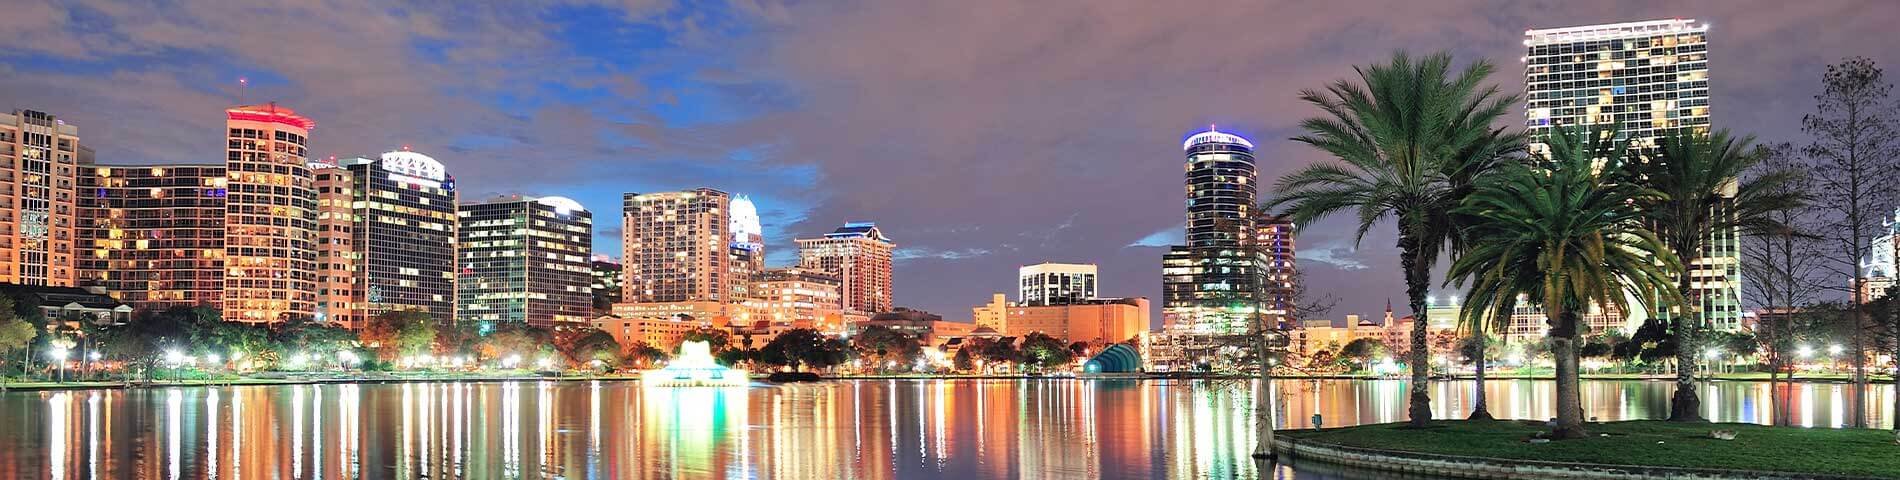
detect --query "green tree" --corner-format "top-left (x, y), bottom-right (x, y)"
top-left (0, 295), bottom-right (37, 385)
top-left (477, 321), bottom-right (555, 363)
top-left (564, 329), bottom-right (623, 366)
top-left (681, 326), bottom-right (732, 352)
top-left (762, 328), bottom-right (849, 372)
top-left (625, 341), bottom-right (669, 369)
top-left (852, 325), bottom-right (922, 371)
top-left (952, 347), bottom-right (975, 372)
top-left (1446, 127), bottom-right (1681, 439)
top-left (1268, 51), bottom-right (1523, 427)
top-left (363, 311), bottom-right (438, 360)
top-left (1632, 128), bottom-right (1805, 422)
top-left (1338, 338), bottom-right (1386, 370)
top-left (1018, 333), bottom-right (1074, 371)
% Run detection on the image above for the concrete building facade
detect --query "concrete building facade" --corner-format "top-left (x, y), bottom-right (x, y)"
top-left (796, 222), bottom-right (894, 315)
top-left (0, 109), bottom-right (81, 287)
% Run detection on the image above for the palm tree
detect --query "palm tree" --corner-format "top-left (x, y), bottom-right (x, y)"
top-left (1631, 129), bottom-right (1806, 421)
top-left (1449, 126), bottom-right (1682, 439)
top-left (1269, 51), bottom-right (1523, 427)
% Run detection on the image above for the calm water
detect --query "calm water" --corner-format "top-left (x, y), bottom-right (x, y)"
top-left (1, 378), bottom-right (1892, 479)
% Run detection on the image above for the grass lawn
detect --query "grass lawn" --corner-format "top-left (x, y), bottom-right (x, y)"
top-left (1284, 420), bottom-right (1900, 478)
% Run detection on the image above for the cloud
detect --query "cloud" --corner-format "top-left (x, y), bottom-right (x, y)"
top-left (4, 0), bottom-right (1896, 322)
top-left (1302, 242), bottom-right (1371, 271)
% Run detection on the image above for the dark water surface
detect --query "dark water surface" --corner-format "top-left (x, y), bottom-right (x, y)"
top-left (0, 378), bottom-right (1890, 479)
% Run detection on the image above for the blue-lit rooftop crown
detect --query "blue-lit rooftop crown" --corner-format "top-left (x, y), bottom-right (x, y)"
top-left (1182, 127), bottom-right (1254, 150)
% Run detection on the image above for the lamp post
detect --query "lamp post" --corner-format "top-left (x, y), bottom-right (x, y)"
top-left (49, 347), bottom-right (70, 383)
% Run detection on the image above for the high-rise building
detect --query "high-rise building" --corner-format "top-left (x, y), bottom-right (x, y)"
top-left (728, 194), bottom-right (765, 302)
top-left (336, 150), bottom-right (458, 321)
top-left (742, 267), bottom-right (844, 333)
top-left (222, 103), bottom-right (318, 323)
top-left (0, 110), bottom-right (81, 287)
top-left (796, 222), bottom-right (894, 315)
top-left (311, 161), bottom-right (357, 326)
top-left (458, 195), bottom-right (593, 327)
top-left (1525, 19), bottom-right (1738, 331)
top-left (1161, 127), bottom-right (1268, 335)
top-left (1255, 212), bottom-right (1297, 328)
top-left (76, 163), bottom-right (227, 311)
top-left (622, 188), bottom-right (730, 303)
top-left (590, 256), bottom-right (623, 312)
top-left (1018, 262), bottom-right (1097, 306)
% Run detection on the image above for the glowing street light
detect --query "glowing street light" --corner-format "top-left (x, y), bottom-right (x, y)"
top-left (1827, 344), bottom-right (1844, 357)
top-left (49, 346), bottom-right (70, 383)
top-left (502, 354), bottom-right (522, 369)
top-left (1703, 348), bottom-right (1722, 360)
top-left (166, 349), bottom-right (187, 365)
top-left (87, 351), bottom-right (101, 362)
top-left (536, 357), bottom-right (557, 371)
top-left (1796, 345), bottom-right (1814, 359)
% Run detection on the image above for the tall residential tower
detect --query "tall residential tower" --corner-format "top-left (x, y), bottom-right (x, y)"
top-left (796, 222), bottom-right (894, 315)
top-left (222, 104), bottom-right (318, 323)
top-left (622, 188), bottom-right (731, 303)
top-left (1161, 127), bottom-right (1268, 335)
top-left (0, 110), bottom-right (80, 287)
top-left (1524, 19), bottom-right (1735, 331)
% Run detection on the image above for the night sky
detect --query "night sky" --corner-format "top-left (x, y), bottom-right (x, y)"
top-left (3, 1), bottom-right (1896, 327)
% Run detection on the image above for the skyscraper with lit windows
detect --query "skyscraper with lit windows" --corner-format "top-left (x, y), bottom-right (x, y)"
top-left (1161, 127), bottom-right (1269, 335)
top-left (0, 109), bottom-right (80, 287)
top-left (337, 150), bottom-right (458, 321)
top-left (622, 188), bottom-right (730, 303)
top-left (458, 195), bottom-right (593, 326)
top-left (222, 103), bottom-right (317, 323)
top-left (796, 222), bottom-right (894, 315)
top-left (1524, 19), bottom-right (1736, 332)
top-left (77, 162), bottom-right (228, 310)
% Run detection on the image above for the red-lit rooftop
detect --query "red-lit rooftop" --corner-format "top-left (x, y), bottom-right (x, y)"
top-left (225, 103), bottom-right (316, 130)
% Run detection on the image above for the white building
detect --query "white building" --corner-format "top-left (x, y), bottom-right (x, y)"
top-left (1018, 262), bottom-right (1097, 306)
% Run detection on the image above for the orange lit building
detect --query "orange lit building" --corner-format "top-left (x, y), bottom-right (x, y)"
top-left (311, 161), bottom-right (357, 327)
top-left (796, 222), bottom-right (894, 315)
top-left (0, 109), bottom-right (80, 287)
top-left (593, 313), bottom-right (719, 351)
top-left (221, 103), bottom-right (318, 323)
top-left (971, 294), bottom-right (1148, 345)
top-left (76, 163), bottom-right (228, 311)
top-left (622, 188), bottom-right (730, 303)
top-left (742, 267), bottom-right (845, 333)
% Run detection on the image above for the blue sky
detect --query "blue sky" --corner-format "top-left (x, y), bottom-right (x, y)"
top-left (3, 0), bottom-right (1896, 325)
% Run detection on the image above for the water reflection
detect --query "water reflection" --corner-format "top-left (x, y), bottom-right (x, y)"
top-left (3, 379), bottom-right (1892, 479)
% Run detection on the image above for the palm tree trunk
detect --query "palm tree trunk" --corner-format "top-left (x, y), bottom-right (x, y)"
top-left (1668, 275), bottom-right (1704, 421)
top-left (1253, 333), bottom-right (1276, 459)
top-left (1469, 333), bottom-right (1493, 420)
top-left (1550, 306), bottom-right (1587, 439)
top-left (1398, 231), bottom-right (1433, 428)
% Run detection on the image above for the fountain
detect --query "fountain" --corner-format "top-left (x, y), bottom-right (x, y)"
top-left (642, 340), bottom-right (749, 387)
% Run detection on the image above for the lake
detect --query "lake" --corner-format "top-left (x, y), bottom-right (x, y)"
top-left (1, 378), bottom-right (1891, 479)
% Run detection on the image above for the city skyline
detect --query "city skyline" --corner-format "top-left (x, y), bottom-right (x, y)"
top-left (3, 2), bottom-right (1898, 323)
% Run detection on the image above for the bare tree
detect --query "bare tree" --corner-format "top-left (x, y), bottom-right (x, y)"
top-left (1741, 142), bottom-right (1824, 422)
top-left (1805, 57), bottom-right (1900, 428)
top-left (1252, 268), bottom-right (1335, 460)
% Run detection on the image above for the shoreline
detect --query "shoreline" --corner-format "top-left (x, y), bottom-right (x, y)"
top-left (1274, 420), bottom-right (1896, 479)
top-left (0, 371), bottom-right (1886, 393)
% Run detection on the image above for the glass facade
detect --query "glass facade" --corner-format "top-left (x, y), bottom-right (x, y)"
top-left (340, 151), bottom-right (458, 321)
top-left (1525, 19), bottom-right (1739, 332)
top-left (1162, 129), bottom-right (1269, 335)
top-left (458, 196), bottom-right (594, 327)
top-left (77, 164), bottom-right (227, 311)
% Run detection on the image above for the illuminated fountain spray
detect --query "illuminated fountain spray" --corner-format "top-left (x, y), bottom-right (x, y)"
top-left (642, 341), bottom-right (749, 387)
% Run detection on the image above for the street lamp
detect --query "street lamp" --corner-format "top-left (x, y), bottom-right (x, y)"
top-left (1827, 344), bottom-right (1844, 357)
top-left (49, 347), bottom-right (70, 383)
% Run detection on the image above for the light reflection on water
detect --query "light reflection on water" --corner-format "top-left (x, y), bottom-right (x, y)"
top-left (1, 379), bottom-right (1891, 479)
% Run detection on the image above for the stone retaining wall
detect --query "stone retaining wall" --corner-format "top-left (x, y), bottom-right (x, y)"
top-left (1272, 436), bottom-right (1882, 480)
